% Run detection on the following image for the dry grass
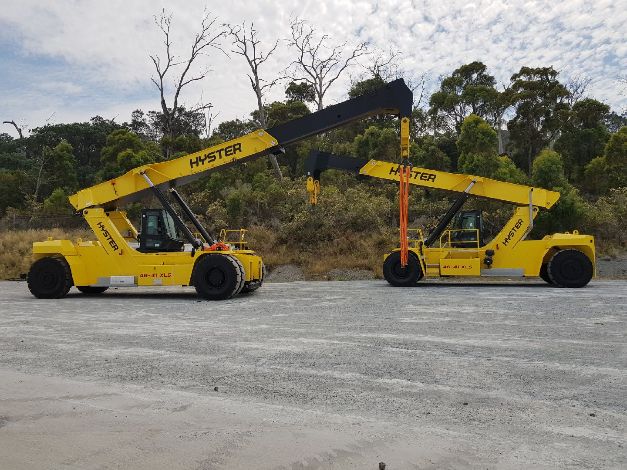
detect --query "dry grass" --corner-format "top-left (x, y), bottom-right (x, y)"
top-left (1, 226), bottom-right (400, 281)
top-left (0, 229), bottom-right (90, 279)
top-left (247, 225), bottom-right (396, 279)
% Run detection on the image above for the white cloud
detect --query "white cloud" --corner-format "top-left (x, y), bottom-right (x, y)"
top-left (0, 0), bottom-right (625, 138)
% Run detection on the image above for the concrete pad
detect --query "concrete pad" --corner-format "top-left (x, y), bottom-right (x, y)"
top-left (0, 280), bottom-right (625, 469)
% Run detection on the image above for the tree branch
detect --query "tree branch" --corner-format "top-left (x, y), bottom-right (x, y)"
top-left (2, 120), bottom-right (24, 139)
top-left (286, 17), bottom-right (368, 110)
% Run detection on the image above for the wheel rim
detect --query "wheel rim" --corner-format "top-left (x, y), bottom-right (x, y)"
top-left (39, 269), bottom-right (59, 292)
top-left (558, 258), bottom-right (584, 282)
top-left (206, 267), bottom-right (225, 288)
top-left (392, 261), bottom-right (410, 278)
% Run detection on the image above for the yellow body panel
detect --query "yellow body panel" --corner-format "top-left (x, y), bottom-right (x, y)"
top-left (33, 209), bottom-right (263, 288)
top-left (439, 258), bottom-right (481, 276)
top-left (386, 206), bottom-right (595, 279)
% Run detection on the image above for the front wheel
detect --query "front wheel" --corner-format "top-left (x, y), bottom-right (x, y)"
top-left (383, 251), bottom-right (422, 287)
top-left (193, 255), bottom-right (244, 300)
top-left (547, 249), bottom-right (593, 288)
top-left (27, 257), bottom-right (73, 299)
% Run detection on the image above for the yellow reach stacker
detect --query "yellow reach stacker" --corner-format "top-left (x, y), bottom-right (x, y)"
top-left (305, 150), bottom-right (595, 288)
top-left (27, 80), bottom-right (414, 299)
top-left (28, 79), bottom-right (594, 300)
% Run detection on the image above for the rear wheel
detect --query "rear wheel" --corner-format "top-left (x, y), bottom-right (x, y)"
top-left (76, 286), bottom-right (109, 295)
top-left (27, 257), bottom-right (73, 299)
top-left (383, 251), bottom-right (422, 287)
top-left (193, 255), bottom-right (244, 300)
top-left (547, 249), bottom-right (593, 288)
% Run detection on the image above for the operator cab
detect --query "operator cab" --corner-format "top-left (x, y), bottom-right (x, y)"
top-left (449, 210), bottom-right (484, 248)
top-left (137, 209), bottom-right (184, 252)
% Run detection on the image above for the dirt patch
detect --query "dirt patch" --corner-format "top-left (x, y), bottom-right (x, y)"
top-left (265, 264), bottom-right (305, 282)
top-left (596, 254), bottom-right (627, 279)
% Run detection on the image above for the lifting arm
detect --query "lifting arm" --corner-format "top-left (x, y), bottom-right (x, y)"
top-left (305, 151), bottom-right (561, 209)
top-left (69, 79), bottom-right (413, 211)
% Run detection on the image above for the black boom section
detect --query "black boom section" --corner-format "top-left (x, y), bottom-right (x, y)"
top-left (169, 188), bottom-right (215, 244)
top-left (305, 150), bottom-right (368, 180)
top-left (268, 79), bottom-right (413, 147)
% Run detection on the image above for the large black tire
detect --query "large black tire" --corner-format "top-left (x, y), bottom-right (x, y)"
top-left (383, 251), bottom-right (423, 287)
top-left (547, 249), bottom-right (593, 288)
top-left (193, 254), bottom-right (244, 300)
top-left (27, 257), bottom-right (73, 299)
top-left (539, 263), bottom-right (552, 285)
top-left (76, 286), bottom-right (109, 295)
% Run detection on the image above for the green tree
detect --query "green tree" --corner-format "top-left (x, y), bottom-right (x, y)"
top-left (34, 140), bottom-right (78, 202)
top-left (554, 98), bottom-right (610, 179)
top-left (581, 126), bottom-right (627, 194)
top-left (27, 117), bottom-right (122, 187)
top-left (531, 149), bottom-right (584, 234)
top-left (353, 126), bottom-right (399, 161)
top-left (456, 114), bottom-right (499, 177)
top-left (213, 119), bottom-right (257, 141)
top-left (604, 126), bottom-right (627, 188)
top-left (412, 136), bottom-right (451, 171)
top-left (429, 61), bottom-right (501, 133)
top-left (285, 81), bottom-right (316, 104)
top-left (531, 149), bottom-right (567, 189)
top-left (456, 114), bottom-right (498, 156)
top-left (99, 129), bottom-right (161, 180)
top-left (492, 156), bottom-right (528, 184)
top-left (41, 188), bottom-right (74, 216)
top-left (253, 100), bottom-right (310, 127)
top-left (583, 156), bottom-right (609, 195)
top-left (0, 170), bottom-right (28, 215)
top-left (603, 111), bottom-right (627, 133)
top-left (506, 66), bottom-right (570, 175)
top-left (348, 75), bottom-right (387, 99)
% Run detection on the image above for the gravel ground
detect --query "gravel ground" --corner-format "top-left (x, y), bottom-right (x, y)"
top-left (0, 279), bottom-right (625, 469)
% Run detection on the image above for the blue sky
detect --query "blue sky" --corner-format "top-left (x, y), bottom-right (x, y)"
top-left (1, 0), bottom-right (625, 137)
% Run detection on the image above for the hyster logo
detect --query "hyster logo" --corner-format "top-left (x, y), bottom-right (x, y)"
top-left (189, 143), bottom-right (243, 169)
top-left (502, 218), bottom-right (524, 246)
top-left (389, 166), bottom-right (437, 183)
top-left (97, 221), bottom-right (119, 251)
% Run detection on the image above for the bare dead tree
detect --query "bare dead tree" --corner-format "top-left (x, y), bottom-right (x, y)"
top-left (286, 18), bottom-right (368, 111)
top-left (408, 73), bottom-right (429, 108)
top-left (205, 107), bottom-right (220, 138)
top-left (565, 74), bottom-right (592, 106)
top-left (2, 120), bottom-right (24, 139)
top-left (365, 48), bottom-right (401, 81)
top-left (150, 9), bottom-right (225, 158)
top-left (226, 22), bottom-right (283, 179)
